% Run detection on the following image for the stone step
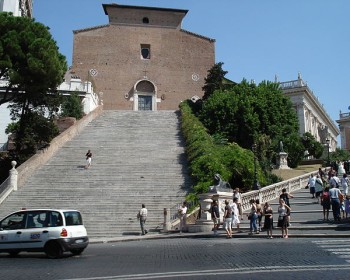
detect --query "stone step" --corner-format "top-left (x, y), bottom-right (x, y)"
top-left (0, 110), bottom-right (191, 238)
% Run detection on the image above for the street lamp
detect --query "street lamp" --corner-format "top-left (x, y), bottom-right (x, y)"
top-left (252, 144), bottom-right (260, 190)
top-left (326, 138), bottom-right (330, 167)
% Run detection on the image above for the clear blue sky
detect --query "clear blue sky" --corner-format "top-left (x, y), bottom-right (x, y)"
top-left (33, 0), bottom-right (350, 126)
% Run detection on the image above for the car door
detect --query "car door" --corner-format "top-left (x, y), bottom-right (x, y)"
top-left (0, 212), bottom-right (26, 250)
top-left (19, 211), bottom-right (51, 250)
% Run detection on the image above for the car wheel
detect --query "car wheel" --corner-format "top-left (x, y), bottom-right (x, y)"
top-left (8, 250), bottom-right (20, 257)
top-left (70, 248), bottom-right (85, 255)
top-left (44, 241), bottom-right (63, 259)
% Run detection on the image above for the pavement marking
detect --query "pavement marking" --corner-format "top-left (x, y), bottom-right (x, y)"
top-left (61, 265), bottom-right (350, 280)
top-left (318, 245), bottom-right (350, 248)
top-left (312, 240), bottom-right (350, 262)
top-left (312, 240), bottom-right (349, 243)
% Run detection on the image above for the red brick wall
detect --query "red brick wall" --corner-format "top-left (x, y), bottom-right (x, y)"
top-left (72, 24), bottom-right (215, 110)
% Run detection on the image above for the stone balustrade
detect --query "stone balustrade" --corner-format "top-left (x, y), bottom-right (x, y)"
top-left (188, 169), bottom-right (328, 233)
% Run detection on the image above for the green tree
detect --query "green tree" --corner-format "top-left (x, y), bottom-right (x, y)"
top-left (200, 80), bottom-right (299, 149)
top-left (302, 132), bottom-right (324, 159)
top-left (0, 12), bottom-right (67, 155)
top-left (202, 62), bottom-right (228, 100)
top-left (282, 132), bottom-right (304, 168)
top-left (199, 79), bottom-right (303, 169)
top-left (61, 93), bottom-right (84, 119)
top-left (0, 12), bottom-right (67, 106)
top-left (330, 148), bottom-right (350, 162)
top-left (6, 111), bottom-right (59, 155)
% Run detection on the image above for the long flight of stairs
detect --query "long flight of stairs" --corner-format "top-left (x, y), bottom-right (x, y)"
top-left (0, 110), bottom-right (192, 238)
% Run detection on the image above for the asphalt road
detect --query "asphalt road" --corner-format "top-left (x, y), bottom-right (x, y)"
top-left (1, 237), bottom-right (350, 280)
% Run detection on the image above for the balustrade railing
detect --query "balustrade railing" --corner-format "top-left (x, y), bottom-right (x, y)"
top-left (240, 174), bottom-right (308, 212)
top-left (0, 177), bottom-right (12, 205)
top-left (169, 169), bottom-right (321, 229)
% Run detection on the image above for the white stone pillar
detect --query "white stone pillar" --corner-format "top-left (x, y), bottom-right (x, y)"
top-left (162, 208), bottom-right (171, 232)
top-left (187, 193), bottom-right (213, 233)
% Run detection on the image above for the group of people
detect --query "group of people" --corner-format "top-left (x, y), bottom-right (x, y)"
top-left (309, 168), bottom-right (350, 222)
top-left (211, 187), bottom-right (293, 239)
top-left (246, 189), bottom-right (292, 239)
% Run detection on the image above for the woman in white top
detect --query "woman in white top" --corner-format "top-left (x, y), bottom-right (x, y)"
top-left (233, 188), bottom-right (243, 219)
top-left (341, 174), bottom-right (349, 195)
top-left (178, 202), bottom-right (187, 233)
top-left (277, 199), bottom-right (291, 238)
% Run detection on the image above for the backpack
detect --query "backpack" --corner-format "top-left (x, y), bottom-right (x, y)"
top-left (322, 192), bottom-right (330, 201)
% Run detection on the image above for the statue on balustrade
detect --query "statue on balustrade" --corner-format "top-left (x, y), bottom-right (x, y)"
top-left (209, 173), bottom-right (232, 193)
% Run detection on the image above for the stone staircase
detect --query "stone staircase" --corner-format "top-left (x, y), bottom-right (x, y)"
top-left (0, 110), bottom-right (192, 238)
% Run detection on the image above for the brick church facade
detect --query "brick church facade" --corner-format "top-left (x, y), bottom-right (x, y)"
top-left (71, 3), bottom-right (215, 110)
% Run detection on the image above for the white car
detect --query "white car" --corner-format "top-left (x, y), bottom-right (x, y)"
top-left (0, 209), bottom-right (89, 258)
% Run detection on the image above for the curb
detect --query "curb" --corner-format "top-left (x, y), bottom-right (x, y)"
top-left (89, 231), bottom-right (350, 244)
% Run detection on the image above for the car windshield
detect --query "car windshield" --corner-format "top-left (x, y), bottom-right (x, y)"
top-left (64, 211), bottom-right (83, 226)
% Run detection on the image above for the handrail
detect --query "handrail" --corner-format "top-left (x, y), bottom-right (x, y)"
top-left (0, 176), bottom-right (12, 204)
top-left (240, 168), bottom-right (329, 212)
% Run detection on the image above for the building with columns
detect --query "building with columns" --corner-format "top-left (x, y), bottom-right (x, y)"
top-left (0, 0), bottom-right (32, 17)
top-left (280, 74), bottom-right (339, 152)
top-left (336, 112), bottom-right (350, 151)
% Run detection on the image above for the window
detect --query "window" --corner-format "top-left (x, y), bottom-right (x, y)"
top-left (141, 44), bottom-right (150, 59)
top-left (0, 212), bottom-right (26, 230)
top-left (142, 17), bottom-right (149, 24)
top-left (64, 211), bottom-right (83, 226)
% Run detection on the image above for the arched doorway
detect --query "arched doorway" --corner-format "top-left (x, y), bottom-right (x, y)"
top-left (133, 80), bottom-right (157, 111)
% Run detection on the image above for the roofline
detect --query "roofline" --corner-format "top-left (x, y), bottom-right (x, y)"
top-left (73, 24), bottom-right (109, 34)
top-left (180, 29), bottom-right (215, 42)
top-left (102, 3), bottom-right (188, 15)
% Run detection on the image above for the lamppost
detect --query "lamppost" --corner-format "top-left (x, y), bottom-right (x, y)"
top-left (252, 144), bottom-right (260, 190)
top-left (326, 138), bottom-right (330, 167)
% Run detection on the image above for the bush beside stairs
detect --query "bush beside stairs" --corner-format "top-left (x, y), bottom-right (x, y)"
top-left (0, 110), bottom-right (192, 238)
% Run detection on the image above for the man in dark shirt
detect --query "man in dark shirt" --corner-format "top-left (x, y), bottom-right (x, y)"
top-left (280, 188), bottom-right (293, 207)
top-left (211, 200), bottom-right (220, 235)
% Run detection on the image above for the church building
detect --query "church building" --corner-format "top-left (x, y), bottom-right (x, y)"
top-left (71, 3), bottom-right (215, 111)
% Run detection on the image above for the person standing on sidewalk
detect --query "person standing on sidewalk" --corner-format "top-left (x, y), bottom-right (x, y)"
top-left (255, 199), bottom-right (263, 232)
top-left (321, 187), bottom-right (331, 221)
top-left (341, 174), bottom-right (349, 195)
top-left (309, 174), bottom-right (316, 198)
top-left (211, 200), bottom-right (220, 235)
top-left (329, 182), bottom-right (342, 222)
top-left (277, 198), bottom-right (291, 238)
top-left (223, 200), bottom-right (233, 238)
top-left (279, 188), bottom-right (293, 225)
top-left (248, 199), bottom-right (258, 235)
top-left (137, 204), bottom-right (148, 235)
top-left (233, 188), bottom-right (243, 220)
top-left (315, 175), bottom-right (324, 204)
top-left (263, 202), bottom-right (274, 239)
top-left (231, 197), bottom-right (241, 233)
top-left (178, 201), bottom-right (187, 233)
